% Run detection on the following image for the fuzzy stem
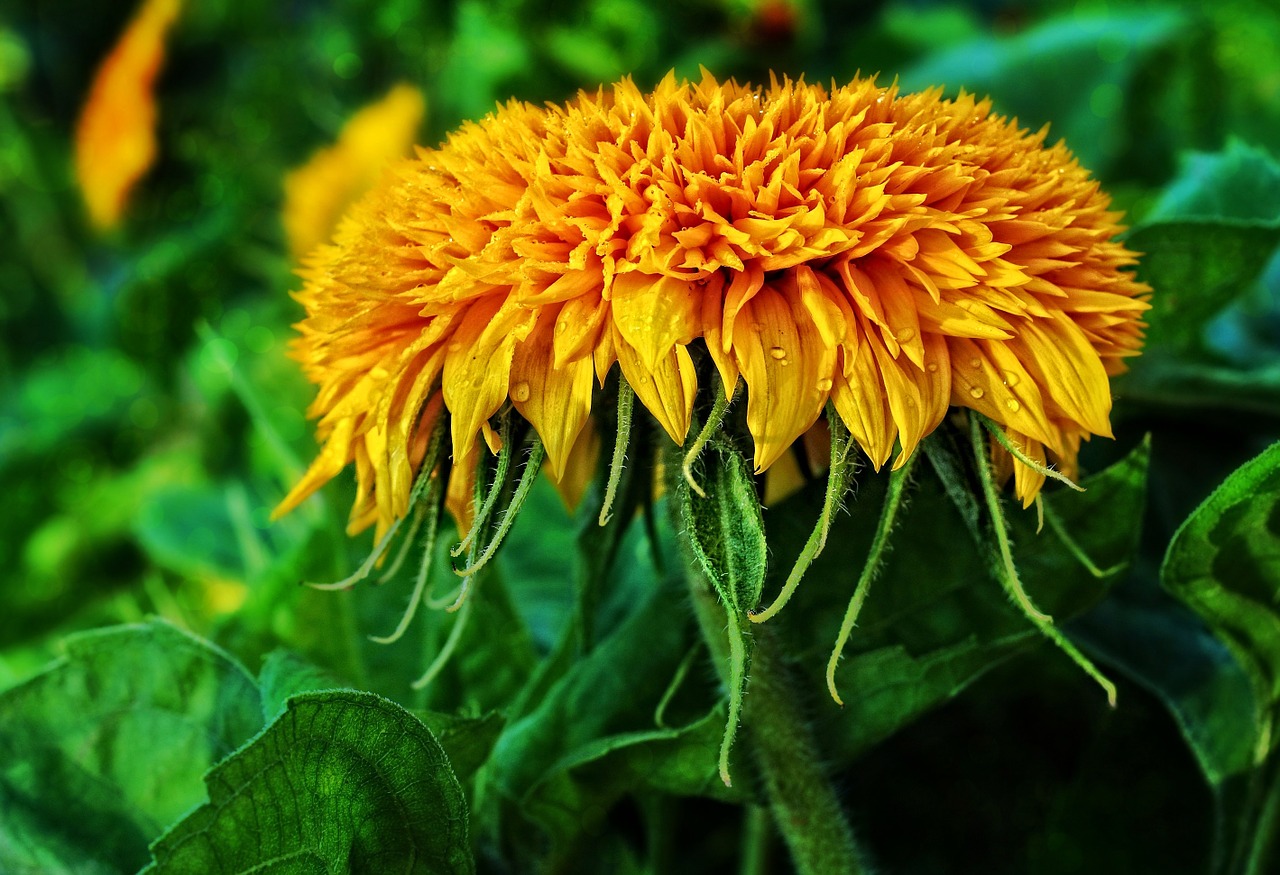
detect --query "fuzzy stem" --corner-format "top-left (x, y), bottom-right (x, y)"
top-left (688, 574), bottom-right (871, 875)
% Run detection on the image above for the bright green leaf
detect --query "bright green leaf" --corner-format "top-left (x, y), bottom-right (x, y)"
top-left (144, 691), bottom-right (474, 875)
top-left (0, 620), bottom-right (263, 874)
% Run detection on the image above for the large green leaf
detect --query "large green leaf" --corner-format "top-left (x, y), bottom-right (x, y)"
top-left (486, 524), bottom-right (735, 852)
top-left (772, 437), bottom-right (1149, 762)
top-left (0, 620), bottom-right (263, 874)
top-left (144, 691), bottom-right (473, 875)
top-left (901, 12), bottom-right (1185, 175)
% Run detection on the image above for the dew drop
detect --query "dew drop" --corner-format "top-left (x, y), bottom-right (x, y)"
top-left (969, 358), bottom-right (982, 370)
top-left (512, 381), bottom-right (531, 402)
top-left (555, 320), bottom-right (568, 335)
top-left (896, 327), bottom-right (916, 343)
top-left (926, 362), bottom-right (939, 373)
top-left (969, 386), bottom-right (985, 399)
top-left (1003, 371), bottom-right (1020, 387)
top-left (1005, 398), bottom-right (1020, 413)
top-left (769, 346), bottom-right (787, 360)
top-left (817, 378), bottom-right (833, 391)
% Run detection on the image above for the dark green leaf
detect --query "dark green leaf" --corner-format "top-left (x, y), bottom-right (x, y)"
top-left (1162, 442), bottom-right (1280, 769)
top-left (773, 437), bottom-right (1149, 761)
top-left (144, 691), bottom-right (473, 875)
top-left (0, 620), bottom-right (263, 873)
top-left (1129, 222), bottom-right (1280, 352)
top-left (901, 12), bottom-right (1185, 174)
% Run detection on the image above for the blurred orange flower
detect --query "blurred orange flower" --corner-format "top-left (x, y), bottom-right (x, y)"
top-left (74, 0), bottom-right (182, 230)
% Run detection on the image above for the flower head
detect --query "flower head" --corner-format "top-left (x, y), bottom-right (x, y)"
top-left (75, 0), bottom-right (182, 230)
top-left (276, 70), bottom-right (1148, 538)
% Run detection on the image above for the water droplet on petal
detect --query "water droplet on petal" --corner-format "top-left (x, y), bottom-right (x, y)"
top-left (769, 346), bottom-right (787, 360)
top-left (969, 358), bottom-right (982, 370)
top-left (969, 386), bottom-right (985, 399)
top-left (817, 377), bottom-right (833, 391)
top-left (1003, 371), bottom-right (1020, 387)
top-left (926, 362), bottom-right (939, 373)
top-left (555, 320), bottom-right (568, 335)
top-left (896, 327), bottom-right (916, 343)
top-left (512, 381), bottom-right (531, 402)
top-left (1006, 398), bottom-right (1021, 413)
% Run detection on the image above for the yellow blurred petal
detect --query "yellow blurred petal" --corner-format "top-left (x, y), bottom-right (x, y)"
top-left (283, 83), bottom-right (426, 258)
top-left (74, 0), bottom-right (182, 230)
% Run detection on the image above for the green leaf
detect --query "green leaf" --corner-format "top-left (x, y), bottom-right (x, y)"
top-left (774, 437), bottom-right (1149, 762)
top-left (258, 649), bottom-right (344, 721)
top-left (1162, 442), bottom-right (1280, 771)
top-left (0, 620), bottom-right (263, 874)
top-left (900, 12), bottom-right (1185, 174)
top-left (486, 539), bottom-right (734, 852)
top-left (1148, 140), bottom-right (1280, 224)
top-left (1129, 223), bottom-right (1280, 352)
top-left (144, 691), bottom-right (474, 875)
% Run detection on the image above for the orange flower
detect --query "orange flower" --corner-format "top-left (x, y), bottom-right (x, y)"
top-left (74, 0), bottom-right (182, 230)
top-left (282, 83), bottom-right (427, 260)
top-left (276, 71), bottom-right (1148, 538)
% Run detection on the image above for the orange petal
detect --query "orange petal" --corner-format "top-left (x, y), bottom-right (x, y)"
top-left (74, 0), bottom-right (182, 230)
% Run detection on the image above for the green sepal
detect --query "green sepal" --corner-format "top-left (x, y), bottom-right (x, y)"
top-left (675, 434), bottom-right (767, 785)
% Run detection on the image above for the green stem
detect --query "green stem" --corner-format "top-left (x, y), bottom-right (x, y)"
top-left (689, 576), bottom-right (872, 875)
top-left (740, 805), bottom-right (771, 875)
top-left (1237, 755), bottom-right (1280, 875)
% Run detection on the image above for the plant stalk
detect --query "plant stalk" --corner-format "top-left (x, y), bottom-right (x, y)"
top-left (688, 573), bottom-right (872, 875)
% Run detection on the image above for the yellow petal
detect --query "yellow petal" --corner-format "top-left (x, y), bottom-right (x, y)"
top-left (831, 328), bottom-right (896, 470)
top-left (948, 336), bottom-right (1058, 451)
top-left (1009, 311), bottom-right (1114, 437)
top-left (614, 325), bottom-right (696, 445)
top-left (74, 0), bottom-right (182, 230)
top-left (735, 284), bottom-right (833, 472)
top-left (698, 274), bottom-right (739, 396)
top-left (443, 298), bottom-right (535, 463)
top-left (547, 416), bottom-right (601, 511)
top-left (870, 328), bottom-right (951, 466)
top-left (511, 310), bottom-right (594, 480)
top-left (272, 416), bottom-right (355, 518)
top-left (610, 272), bottom-right (700, 371)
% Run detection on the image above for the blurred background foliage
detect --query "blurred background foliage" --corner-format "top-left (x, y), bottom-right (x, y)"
top-left (2, 0), bottom-right (1280, 872)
